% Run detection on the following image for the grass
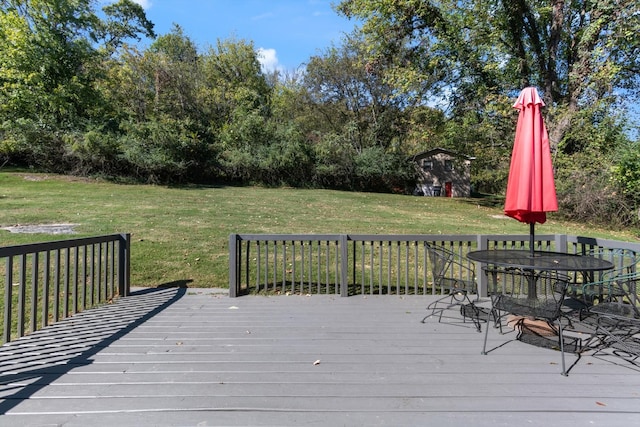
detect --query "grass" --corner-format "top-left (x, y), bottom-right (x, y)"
top-left (0, 171), bottom-right (637, 288)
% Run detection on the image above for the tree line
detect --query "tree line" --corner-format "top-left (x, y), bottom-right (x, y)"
top-left (1, 0), bottom-right (639, 228)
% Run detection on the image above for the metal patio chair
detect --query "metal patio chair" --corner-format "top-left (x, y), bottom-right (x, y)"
top-left (579, 271), bottom-right (640, 359)
top-left (481, 267), bottom-right (572, 375)
top-left (567, 248), bottom-right (637, 307)
top-left (421, 243), bottom-right (481, 332)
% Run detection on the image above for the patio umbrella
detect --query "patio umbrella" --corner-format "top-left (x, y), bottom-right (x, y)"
top-left (504, 87), bottom-right (557, 257)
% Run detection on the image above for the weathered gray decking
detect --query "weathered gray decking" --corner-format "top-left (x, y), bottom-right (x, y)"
top-left (1, 287), bottom-right (639, 426)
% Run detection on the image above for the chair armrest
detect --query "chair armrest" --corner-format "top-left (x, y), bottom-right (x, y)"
top-left (578, 271), bottom-right (640, 307)
top-left (574, 279), bottom-right (611, 306)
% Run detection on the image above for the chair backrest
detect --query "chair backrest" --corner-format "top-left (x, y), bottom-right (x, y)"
top-left (425, 243), bottom-right (476, 293)
top-left (485, 267), bottom-right (569, 321)
top-left (484, 266), bottom-right (526, 296)
top-left (570, 249), bottom-right (637, 297)
top-left (603, 270), bottom-right (640, 310)
top-left (425, 244), bottom-right (453, 284)
top-left (586, 271), bottom-right (640, 321)
top-left (588, 248), bottom-right (637, 276)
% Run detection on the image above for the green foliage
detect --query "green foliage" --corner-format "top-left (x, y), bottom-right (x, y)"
top-left (0, 118), bottom-right (70, 171)
top-left (335, 0), bottom-right (639, 223)
top-left (0, 0), bottom-right (98, 128)
top-left (551, 103), bottom-right (637, 227)
top-left (202, 37), bottom-right (272, 126)
top-left (261, 124), bottom-right (314, 186)
top-left (555, 152), bottom-right (637, 228)
top-left (0, 0), bottom-right (158, 172)
top-left (558, 104), bottom-right (629, 157)
top-left (352, 146), bottom-right (414, 192)
top-left (612, 142), bottom-right (640, 206)
top-left (118, 116), bottom-right (215, 183)
top-left (99, 0), bottom-right (156, 52)
top-left (67, 128), bottom-right (121, 175)
top-left (303, 33), bottom-right (410, 151)
top-left (312, 131), bottom-right (356, 189)
top-left (0, 0), bottom-right (638, 229)
top-left (144, 25), bottom-right (200, 120)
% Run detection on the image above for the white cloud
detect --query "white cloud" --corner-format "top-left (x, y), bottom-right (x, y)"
top-left (257, 48), bottom-right (281, 73)
top-left (132, 0), bottom-right (152, 9)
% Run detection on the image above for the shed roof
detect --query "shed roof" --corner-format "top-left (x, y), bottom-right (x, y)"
top-left (411, 147), bottom-right (475, 161)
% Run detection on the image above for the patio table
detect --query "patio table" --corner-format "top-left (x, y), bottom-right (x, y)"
top-left (467, 249), bottom-right (614, 272)
top-left (469, 250), bottom-right (614, 375)
top-left (466, 249), bottom-right (614, 298)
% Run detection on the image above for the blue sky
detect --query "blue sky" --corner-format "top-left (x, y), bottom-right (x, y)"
top-left (123, 0), bottom-right (359, 72)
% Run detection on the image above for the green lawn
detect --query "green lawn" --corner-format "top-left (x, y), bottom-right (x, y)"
top-left (0, 172), bottom-right (636, 288)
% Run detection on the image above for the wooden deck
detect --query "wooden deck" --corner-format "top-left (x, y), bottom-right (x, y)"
top-left (1, 287), bottom-right (639, 426)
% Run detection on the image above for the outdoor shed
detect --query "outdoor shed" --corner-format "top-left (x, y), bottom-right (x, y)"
top-left (412, 148), bottom-right (474, 197)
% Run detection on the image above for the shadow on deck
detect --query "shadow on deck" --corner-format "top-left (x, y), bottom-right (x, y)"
top-left (0, 286), bottom-right (186, 415)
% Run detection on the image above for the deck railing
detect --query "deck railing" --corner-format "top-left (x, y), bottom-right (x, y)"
top-left (229, 233), bottom-right (640, 297)
top-left (1, 234), bottom-right (130, 343)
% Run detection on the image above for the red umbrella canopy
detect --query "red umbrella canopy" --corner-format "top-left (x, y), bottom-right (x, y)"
top-left (504, 87), bottom-right (558, 224)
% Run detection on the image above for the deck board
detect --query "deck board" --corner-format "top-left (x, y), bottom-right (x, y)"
top-left (1, 287), bottom-right (639, 426)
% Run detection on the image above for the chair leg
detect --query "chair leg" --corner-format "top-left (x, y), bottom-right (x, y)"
top-left (482, 307), bottom-right (492, 355)
top-left (558, 320), bottom-right (567, 376)
top-left (423, 293), bottom-right (459, 322)
top-left (459, 295), bottom-right (482, 333)
top-left (436, 297), bottom-right (449, 324)
top-left (423, 292), bottom-right (483, 332)
top-left (491, 308), bottom-right (506, 334)
top-left (421, 295), bottom-right (453, 323)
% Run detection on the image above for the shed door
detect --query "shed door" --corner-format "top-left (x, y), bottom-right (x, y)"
top-left (445, 182), bottom-right (452, 197)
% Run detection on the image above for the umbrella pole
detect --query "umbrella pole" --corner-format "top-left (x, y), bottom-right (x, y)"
top-left (528, 222), bottom-right (536, 299)
top-left (529, 222), bottom-right (535, 257)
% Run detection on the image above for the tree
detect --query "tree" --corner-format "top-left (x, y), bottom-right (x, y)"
top-left (301, 34), bottom-right (417, 191)
top-left (99, 0), bottom-right (155, 53)
top-left (99, 26), bottom-right (218, 183)
top-left (147, 24), bottom-right (199, 118)
top-left (335, 0), bottom-right (640, 150)
top-left (201, 37), bottom-right (272, 130)
top-left (199, 37), bottom-right (278, 182)
top-left (304, 33), bottom-right (413, 152)
top-left (0, 0), bottom-right (155, 170)
top-left (0, 0), bottom-right (155, 124)
top-left (0, 0), bottom-right (97, 126)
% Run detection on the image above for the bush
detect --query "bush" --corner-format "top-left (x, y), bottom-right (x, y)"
top-left (119, 117), bottom-right (215, 183)
top-left (0, 119), bottom-right (70, 172)
top-left (611, 141), bottom-right (640, 207)
top-left (555, 153), bottom-right (637, 227)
